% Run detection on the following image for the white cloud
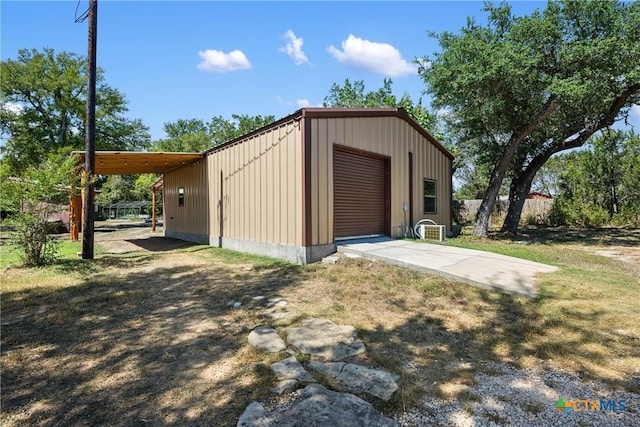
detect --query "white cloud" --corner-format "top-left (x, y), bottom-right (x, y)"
top-left (277, 96), bottom-right (319, 108)
top-left (197, 49), bottom-right (251, 73)
top-left (2, 102), bottom-right (23, 114)
top-left (276, 95), bottom-right (294, 106)
top-left (436, 107), bottom-right (452, 118)
top-left (280, 30), bottom-right (310, 65)
top-left (630, 104), bottom-right (640, 124)
top-left (327, 34), bottom-right (417, 77)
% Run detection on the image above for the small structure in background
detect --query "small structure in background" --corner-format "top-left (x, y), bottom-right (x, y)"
top-left (527, 191), bottom-right (553, 200)
top-left (101, 201), bottom-right (151, 220)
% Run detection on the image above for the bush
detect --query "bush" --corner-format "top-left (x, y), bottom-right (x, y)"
top-left (10, 214), bottom-right (61, 265)
top-left (546, 198), bottom-right (610, 227)
top-left (0, 154), bottom-right (77, 266)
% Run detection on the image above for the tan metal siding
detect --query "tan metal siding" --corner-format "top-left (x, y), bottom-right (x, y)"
top-left (309, 116), bottom-right (452, 245)
top-left (206, 119), bottom-right (303, 246)
top-left (164, 161), bottom-right (209, 236)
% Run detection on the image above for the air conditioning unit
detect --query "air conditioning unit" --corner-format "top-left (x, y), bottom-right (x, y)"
top-left (418, 224), bottom-right (446, 242)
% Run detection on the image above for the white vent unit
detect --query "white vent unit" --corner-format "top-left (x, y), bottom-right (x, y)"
top-left (414, 219), bottom-right (446, 242)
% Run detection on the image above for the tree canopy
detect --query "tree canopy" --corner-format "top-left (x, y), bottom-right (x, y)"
top-left (0, 48), bottom-right (150, 176)
top-left (0, 152), bottom-right (77, 265)
top-left (323, 78), bottom-right (440, 138)
top-left (151, 114), bottom-right (275, 153)
top-left (420, 0), bottom-right (640, 235)
top-left (550, 130), bottom-right (640, 227)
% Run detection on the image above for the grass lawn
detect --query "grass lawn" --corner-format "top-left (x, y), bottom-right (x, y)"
top-left (1, 226), bottom-right (638, 425)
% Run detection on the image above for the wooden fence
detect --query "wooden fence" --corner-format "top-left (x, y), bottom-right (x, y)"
top-left (455, 199), bottom-right (554, 225)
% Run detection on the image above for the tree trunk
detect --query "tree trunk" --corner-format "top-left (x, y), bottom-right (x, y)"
top-left (473, 95), bottom-right (558, 237)
top-left (502, 170), bottom-right (536, 233)
top-left (500, 85), bottom-right (639, 233)
top-left (472, 158), bottom-right (511, 237)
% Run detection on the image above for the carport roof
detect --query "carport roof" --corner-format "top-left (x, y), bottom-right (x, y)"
top-left (72, 151), bottom-right (202, 175)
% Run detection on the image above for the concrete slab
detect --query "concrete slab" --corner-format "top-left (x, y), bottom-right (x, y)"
top-left (337, 240), bottom-right (557, 298)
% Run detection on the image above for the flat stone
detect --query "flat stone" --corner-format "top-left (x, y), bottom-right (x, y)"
top-left (248, 326), bottom-right (285, 353)
top-left (270, 379), bottom-right (298, 394)
top-left (343, 252), bottom-right (362, 258)
top-left (267, 298), bottom-right (286, 308)
top-left (237, 402), bottom-right (268, 427)
top-left (287, 318), bottom-right (366, 361)
top-left (264, 311), bottom-right (293, 320)
top-left (308, 361), bottom-right (399, 401)
top-left (322, 255), bottom-right (340, 264)
top-left (270, 356), bottom-right (315, 383)
top-left (236, 384), bottom-right (397, 427)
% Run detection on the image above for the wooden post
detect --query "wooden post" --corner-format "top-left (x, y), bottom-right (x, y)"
top-left (151, 190), bottom-right (157, 232)
top-left (82, 0), bottom-right (97, 259)
top-left (81, 187), bottom-right (85, 235)
top-left (69, 192), bottom-right (81, 241)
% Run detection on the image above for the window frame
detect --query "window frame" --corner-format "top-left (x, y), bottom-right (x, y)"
top-left (423, 179), bottom-right (437, 214)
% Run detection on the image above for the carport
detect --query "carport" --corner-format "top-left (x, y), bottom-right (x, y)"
top-left (70, 151), bottom-right (201, 239)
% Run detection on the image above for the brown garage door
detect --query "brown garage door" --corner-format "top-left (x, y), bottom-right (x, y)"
top-left (334, 147), bottom-right (387, 238)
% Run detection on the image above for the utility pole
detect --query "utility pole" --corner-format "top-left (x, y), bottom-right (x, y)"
top-left (82, 0), bottom-right (97, 259)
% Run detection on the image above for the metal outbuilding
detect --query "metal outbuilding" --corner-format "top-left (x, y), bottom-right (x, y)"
top-left (163, 108), bottom-right (453, 264)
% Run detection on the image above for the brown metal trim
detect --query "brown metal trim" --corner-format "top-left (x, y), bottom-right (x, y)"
top-left (304, 108), bottom-right (453, 160)
top-left (408, 152), bottom-right (414, 226)
top-left (333, 143), bottom-right (391, 161)
top-left (302, 117), bottom-right (313, 247)
top-left (203, 114), bottom-right (303, 156)
top-left (395, 109), bottom-right (453, 160)
top-left (384, 157), bottom-right (391, 236)
top-left (203, 108), bottom-right (453, 161)
top-left (302, 108), bottom-right (400, 118)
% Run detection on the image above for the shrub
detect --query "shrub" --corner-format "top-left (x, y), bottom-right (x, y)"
top-left (0, 154), bottom-right (77, 266)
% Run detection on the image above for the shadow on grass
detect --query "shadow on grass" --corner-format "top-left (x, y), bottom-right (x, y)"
top-left (2, 247), bottom-right (637, 426)
top-left (487, 226), bottom-right (640, 247)
top-left (124, 237), bottom-right (198, 252)
top-left (1, 252), bottom-right (305, 426)
top-left (358, 289), bottom-right (637, 422)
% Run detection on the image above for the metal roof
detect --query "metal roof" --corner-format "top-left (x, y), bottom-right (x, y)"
top-left (202, 108), bottom-right (454, 160)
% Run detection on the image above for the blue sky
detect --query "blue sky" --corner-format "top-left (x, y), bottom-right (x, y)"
top-left (2, 1), bottom-right (639, 141)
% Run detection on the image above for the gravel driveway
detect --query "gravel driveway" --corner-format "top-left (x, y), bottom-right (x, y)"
top-left (394, 361), bottom-right (638, 426)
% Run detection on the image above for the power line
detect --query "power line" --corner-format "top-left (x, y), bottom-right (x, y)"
top-left (74, 0), bottom-right (91, 23)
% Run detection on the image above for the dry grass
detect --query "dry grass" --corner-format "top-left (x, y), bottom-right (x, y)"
top-left (1, 225), bottom-right (639, 426)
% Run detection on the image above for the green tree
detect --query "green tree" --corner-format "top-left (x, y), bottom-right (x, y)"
top-left (0, 153), bottom-right (77, 265)
top-left (152, 114), bottom-right (275, 152)
top-left (419, 1), bottom-right (640, 236)
top-left (530, 155), bottom-right (564, 198)
top-left (548, 130), bottom-right (640, 227)
top-left (133, 174), bottom-right (160, 202)
top-left (0, 48), bottom-right (150, 175)
top-left (209, 114), bottom-right (276, 146)
top-left (323, 78), bottom-right (440, 137)
top-left (323, 78), bottom-right (397, 109)
top-left (95, 175), bottom-right (136, 207)
top-left (152, 118), bottom-right (211, 152)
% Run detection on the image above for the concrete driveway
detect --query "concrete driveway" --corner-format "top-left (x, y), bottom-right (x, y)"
top-left (337, 239), bottom-right (558, 297)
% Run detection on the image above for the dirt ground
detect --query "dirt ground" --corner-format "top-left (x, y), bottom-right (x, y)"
top-left (93, 220), bottom-right (191, 253)
top-left (3, 224), bottom-right (292, 426)
top-left (1, 224), bottom-right (638, 426)
top-left (514, 226), bottom-right (640, 273)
